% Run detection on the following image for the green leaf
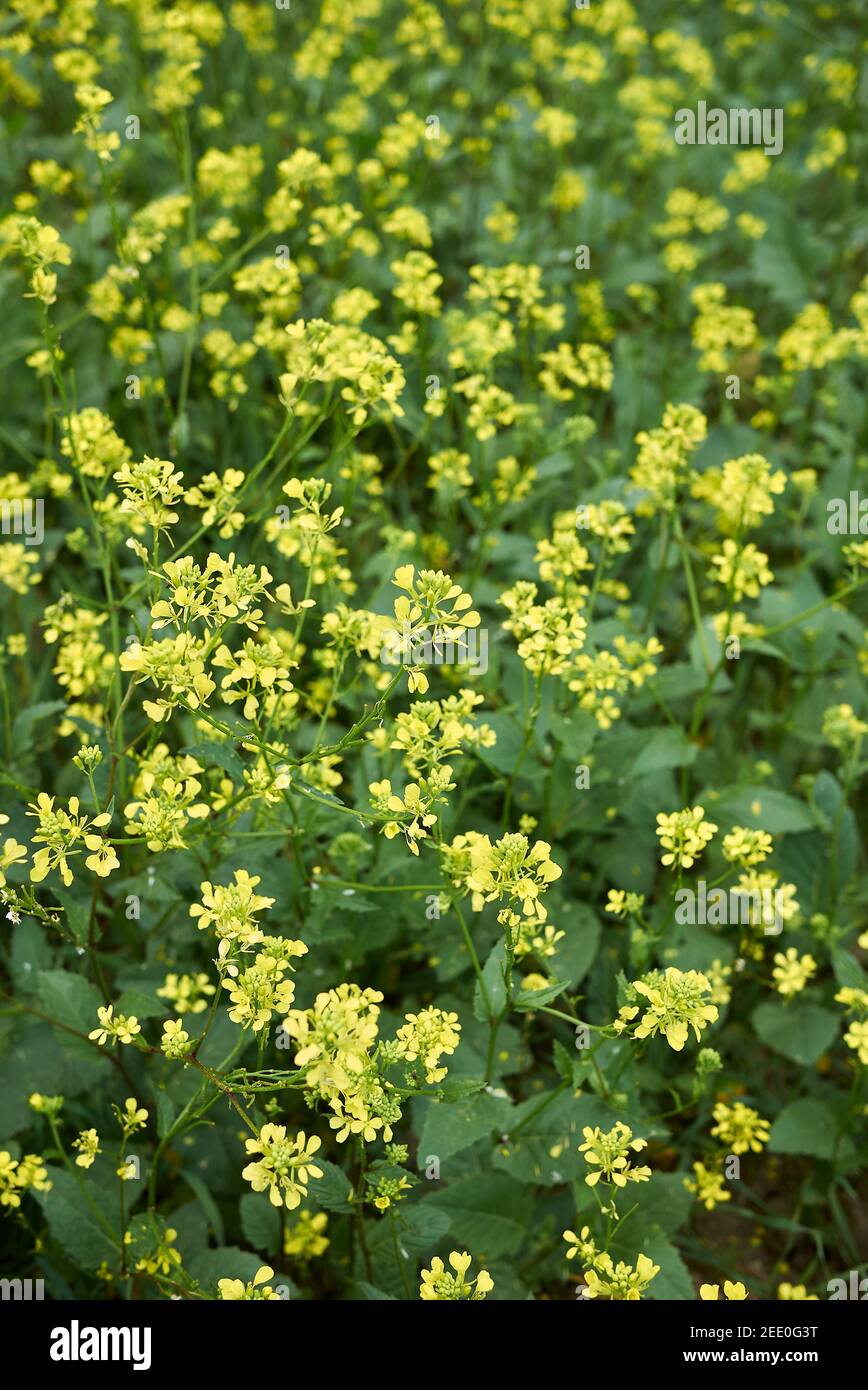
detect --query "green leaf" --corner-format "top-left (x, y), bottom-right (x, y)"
top-left (554, 902), bottom-right (601, 987)
top-left (632, 728), bottom-right (698, 775)
top-left (63, 899), bottom-right (91, 947)
top-left (751, 238), bottom-right (810, 309)
top-left (183, 1169), bottom-right (225, 1245)
top-left (646, 665), bottom-right (708, 703)
top-left (181, 741), bottom-right (245, 780)
top-left (831, 951), bottom-right (866, 992)
top-left (314, 1159), bottom-right (353, 1212)
top-left (811, 770), bottom-right (858, 886)
top-left (149, 1086), bottom-right (176, 1139)
top-left (10, 919), bottom-right (53, 990)
top-left (513, 978), bottom-right (569, 1011)
top-left (545, 708), bottom-right (598, 757)
top-left (768, 1098), bottom-right (838, 1159)
top-left (0, 1026), bottom-right (82, 1133)
top-left (752, 1000), bottom-right (838, 1065)
top-left (240, 1192), bottom-right (280, 1253)
top-left (701, 786), bottom-right (814, 834)
top-left (425, 1174), bottom-right (532, 1257)
top-left (473, 939), bottom-right (508, 1022)
top-left (491, 1135), bottom-right (584, 1186)
top-left (36, 970), bottom-right (103, 1036)
top-left (397, 1203), bottom-right (452, 1252)
top-left (313, 888), bottom-right (377, 915)
top-left (643, 1231), bottom-right (694, 1301)
top-left (34, 1169), bottom-right (118, 1271)
top-left (619, 1173), bottom-right (693, 1236)
top-left (490, 1092), bottom-right (625, 1186)
top-left (11, 700), bottom-right (67, 750)
top-left (115, 988), bottom-right (166, 1020)
top-left (188, 1246), bottom-right (269, 1290)
top-left (416, 1090), bottom-right (510, 1164)
top-left (427, 1076), bottom-right (486, 1102)
top-left (552, 1039), bottom-right (575, 1083)
top-left (476, 712), bottom-right (525, 775)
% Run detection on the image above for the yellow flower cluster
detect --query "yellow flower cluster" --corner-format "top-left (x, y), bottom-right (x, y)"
top-left (419, 1250), bottom-right (493, 1301)
top-left (613, 968), bottom-right (719, 1051)
top-left (440, 831), bottom-right (562, 922)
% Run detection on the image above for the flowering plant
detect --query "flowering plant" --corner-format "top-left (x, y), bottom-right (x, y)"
top-left (0, 0), bottom-right (865, 1307)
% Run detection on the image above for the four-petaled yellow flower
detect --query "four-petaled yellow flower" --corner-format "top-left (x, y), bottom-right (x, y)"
top-left (419, 1250), bottom-right (493, 1301)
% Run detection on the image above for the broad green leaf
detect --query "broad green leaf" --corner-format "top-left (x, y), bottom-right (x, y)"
top-left (240, 1192), bottom-right (280, 1253)
top-left (752, 1000), bottom-right (838, 1065)
top-left (768, 1098), bottom-right (839, 1159)
top-left (314, 1159), bottom-right (354, 1212)
top-left (416, 1090), bottom-right (510, 1164)
top-left (701, 786), bottom-right (814, 834)
top-left (633, 728), bottom-right (698, 775)
top-left (34, 1169), bottom-right (118, 1271)
top-left (553, 902), bottom-right (601, 987)
top-left (425, 1174), bottom-right (532, 1257)
top-left (36, 970), bottom-right (103, 1036)
top-left (188, 1246), bottom-right (270, 1290)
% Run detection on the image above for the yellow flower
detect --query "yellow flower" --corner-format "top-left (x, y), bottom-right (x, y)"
top-left (27, 793), bottom-right (115, 888)
top-left (700, 1281), bottom-right (748, 1300)
top-left (156, 972), bottom-right (216, 1015)
top-left (114, 457), bottom-right (185, 530)
top-left (722, 826), bottom-right (773, 867)
top-left (772, 949), bottom-right (817, 998)
top-left (563, 1226), bottom-right (597, 1263)
top-left (441, 831), bottom-right (562, 922)
top-left (579, 1123), bottom-right (651, 1188)
top-left (843, 1019), bottom-right (868, 1065)
top-left (189, 870), bottom-right (274, 958)
top-left (117, 1098), bottom-right (148, 1136)
top-left (72, 1129), bottom-right (101, 1168)
top-left (88, 1006), bottom-right (141, 1047)
top-left (419, 1250), bottom-right (493, 1301)
top-left (615, 968), bottom-right (718, 1051)
top-left (684, 1161), bottom-right (730, 1211)
top-left (394, 1008), bottom-right (460, 1084)
top-left (161, 1019), bottom-right (190, 1059)
top-left (284, 1211), bottom-right (330, 1259)
top-left (29, 1093), bottom-right (64, 1118)
top-left (631, 403), bottom-right (707, 514)
top-left (135, 1227), bottom-right (182, 1278)
top-left (242, 1126), bottom-right (323, 1209)
top-left (221, 941), bottom-right (306, 1032)
top-left (605, 889), bottom-right (645, 917)
top-left (218, 1266), bottom-right (280, 1300)
top-left (583, 1252), bottom-right (659, 1300)
top-left (710, 1102), bottom-right (770, 1154)
top-left (655, 806), bottom-right (718, 870)
top-left (822, 703), bottom-right (868, 754)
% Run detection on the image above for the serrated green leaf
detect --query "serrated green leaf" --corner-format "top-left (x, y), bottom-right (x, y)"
top-left (417, 1090), bottom-right (510, 1164)
top-left (425, 1174), bottom-right (531, 1257)
top-left (314, 1160), bottom-right (354, 1212)
top-left (240, 1192), bottom-right (280, 1253)
top-left (34, 1169), bottom-right (118, 1271)
top-left (36, 970), bottom-right (103, 1036)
